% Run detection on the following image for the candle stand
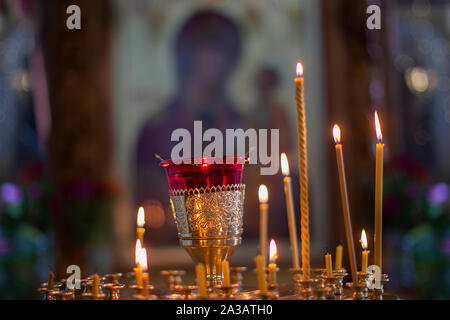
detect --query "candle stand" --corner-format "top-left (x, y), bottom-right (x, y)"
top-left (38, 267), bottom-right (397, 300)
top-left (216, 284), bottom-right (236, 300)
top-left (230, 266), bottom-right (246, 292)
top-left (370, 273), bottom-right (389, 300)
top-left (332, 269), bottom-right (348, 298)
top-left (323, 276), bottom-right (336, 300)
top-left (53, 289), bottom-right (75, 300)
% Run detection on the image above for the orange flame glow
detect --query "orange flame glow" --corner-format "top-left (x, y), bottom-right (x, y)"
top-left (269, 239), bottom-right (278, 263)
top-left (333, 124), bottom-right (341, 144)
top-left (258, 184), bottom-right (268, 203)
top-left (135, 239), bottom-right (142, 266)
top-left (139, 248), bottom-right (148, 272)
top-left (296, 62), bottom-right (304, 77)
top-left (374, 111), bottom-right (383, 143)
top-left (360, 229), bottom-right (368, 251)
top-left (280, 153), bottom-right (290, 176)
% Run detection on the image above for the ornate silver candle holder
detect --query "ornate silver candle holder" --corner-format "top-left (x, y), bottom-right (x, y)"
top-left (169, 184), bottom-right (245, 288)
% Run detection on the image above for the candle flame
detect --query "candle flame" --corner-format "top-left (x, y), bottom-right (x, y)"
top-left (333, 124), bottom-right (341, 144)
top-left (135, 239), bottom-right (142, 265)
top-left (296, 61), bottom-right (304, 77)
top-left (374, 111), bottom-right (383, 143)
top-left (360, 229), bottom-right (368, 251)
top-left (137, 206), bottom-right (145, 227)
top-left (258, 184), bottom-right (268, 203)
top-left (280, 153), bottom-right (290, 176)
top-left (269, 239), bottom-right (278, 262)
top-left (138, 247), bottom-right (148, 272)
top-left (135, 240), bottom-right (148, 271)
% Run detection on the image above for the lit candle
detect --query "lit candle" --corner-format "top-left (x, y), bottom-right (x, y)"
top-left (254, 255), bottom-right (267, 295)
top-left (134, 240), bottom-right (143, 287)
top-left (332, 124), bottom-right (358, 287)
top-left (280, 153), bottom-right (300, 270)
top-left (222, 260), bottom-right (230, 287)
top-left (196, 263), bottom-right (207, 298)
top-left (294, 61), bottom-right (311, 280)
top-left (374, 111), bottom-right (384, 273)
top-left (335, 245), bottom-right (343, 271)
top-left (325, 253), bottom-right (333, 277)
top-left (258, 185), bottom-right (269, 268)
top-left (360, 229), bottom-right (370, 273)
top-left (137, 206), bottom-right (145, 244)
top-left (268, 239), bottom-right (279, 285)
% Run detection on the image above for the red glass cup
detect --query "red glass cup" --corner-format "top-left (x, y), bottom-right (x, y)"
top-left (160, 156), bottom-right (246, 193)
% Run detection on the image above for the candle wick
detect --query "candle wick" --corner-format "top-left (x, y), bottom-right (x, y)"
top-left (154, 153), bottom-right (165, 162)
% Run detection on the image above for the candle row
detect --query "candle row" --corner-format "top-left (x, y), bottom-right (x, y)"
top-left (254, 62), bottom-right (384, 293)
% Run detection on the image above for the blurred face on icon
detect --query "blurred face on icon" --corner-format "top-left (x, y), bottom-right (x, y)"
top-left (191, 44), bottom-right (228, 88)
top-left (175, 11), bottom-right (241, 91)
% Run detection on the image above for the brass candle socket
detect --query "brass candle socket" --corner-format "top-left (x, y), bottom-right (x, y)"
top-left (82, 291), bottom-right (106, 300)
top-left (216, 284), bottom-right (238, 300)
top-left (351, 272), bottom-right (370, 300)
top-left (298, 278), bottom-right (314, 300)
top-left (267, 283), bottom-right (280, 300)
top-left (53, 289), bottom-right (75, 300)
top-left (38, 281), bottom-right (63, 300)
top-left (332, 270), bottom-right (348, 298)
top-left (161, 270), bottom-right (185, 299)
top-left (230, 266), bottom-right (246, 291)
top-left (311, 268), bottom-right (327, 278)
top-left (103, 282), bottom-right (125, 300)
top-left (80, 279), bottom-right (93, 294)
top-left (104, 273), bottom-right (122, 284)
top-left (169, 185), bottom-right (245, 288)
top-left (175, 285), bottom-right (198, 300)
top-left (265, 266), bottom-right (280, 286)
top-left (131, 283), bottom-right (157, 300)
top-left (369, 273), bottom-right (389, 300)
top-left (311, 278), bottom-right (327, 300)
top-left (289, 268), bottom-right (302, 295)
top-left (323, 276), bottom-right (337, 300)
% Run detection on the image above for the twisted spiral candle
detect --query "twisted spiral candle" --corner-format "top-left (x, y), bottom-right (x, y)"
top-left (294, 62), bottom-right (310, 280)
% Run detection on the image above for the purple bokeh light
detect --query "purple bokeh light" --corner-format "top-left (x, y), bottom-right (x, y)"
top-left (427, 183), bottom-right (449, 205)
top-left (0, 183), bottom-right (23, 205)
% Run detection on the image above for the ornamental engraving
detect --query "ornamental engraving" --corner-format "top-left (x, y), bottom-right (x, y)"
top-left (169, 184), bottom-right (245, 236)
